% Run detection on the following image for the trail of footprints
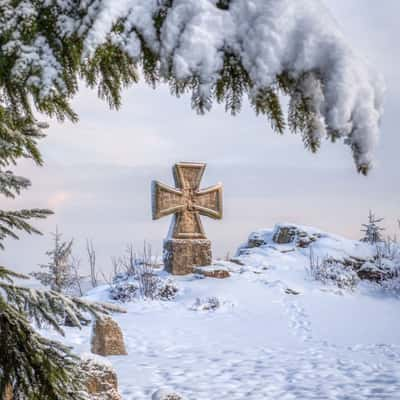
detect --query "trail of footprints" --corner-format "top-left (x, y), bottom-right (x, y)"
top-left (113, 278), bottom-right (400, 399)
top-left (283, 297), bottom-right (313, 343)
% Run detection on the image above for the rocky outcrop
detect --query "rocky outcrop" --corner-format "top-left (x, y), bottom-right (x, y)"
top-left (241, 224), bottom-right (399, 284)
top-left (80, 356), bottom-right (122, 400)
top-left (91, 316), bottom-right (127, 357)
top-left (246, 224), bottom-right (322, 249)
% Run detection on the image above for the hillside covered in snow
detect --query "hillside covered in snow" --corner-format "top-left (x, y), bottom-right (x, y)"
top-left (43, 224), bottom-right (400, 400)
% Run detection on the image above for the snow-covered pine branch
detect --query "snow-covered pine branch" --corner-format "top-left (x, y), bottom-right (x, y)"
top-left (0, 0), bottom-right (384, 173)
top-left (0, 115), bottom-right (53, 246)
top-left (0, 265), bottom-right (125, 399)
top-left (0, 208), bottom-right (53, 248)
top-left (1, 268), bottom-right (124, 333)
top-left (0, 298), bottom-right (87, 400)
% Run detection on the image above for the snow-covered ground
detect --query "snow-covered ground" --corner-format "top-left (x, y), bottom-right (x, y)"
top-left (48, 224), bottom-right (400, 399)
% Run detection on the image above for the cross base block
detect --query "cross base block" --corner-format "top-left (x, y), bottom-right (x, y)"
top-left (163, 239), bottom-right (212, 275)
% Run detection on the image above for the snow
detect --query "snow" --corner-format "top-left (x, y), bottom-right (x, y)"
top-left (1, 0), bottom-right (384, 171)
top-left (41, 224), bottom-right (400, 399)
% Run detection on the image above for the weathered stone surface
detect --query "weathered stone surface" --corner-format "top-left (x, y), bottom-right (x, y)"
top-left (194, 266), bottom-right (230, 279)
top-left (272, 224), bottom-right (321, 247)
top-left (164, 239), bottom-right (211, 275)
top-left (91, 316), bottom-right (127, 356)
top-left (152, 162), bottom-right (223, 275)
top-left (152, 162), bottom-right (223, 240)
top-left (80, 356), bottom-right (122, 400)
top-left (272, 225), bottom-right (298, 244)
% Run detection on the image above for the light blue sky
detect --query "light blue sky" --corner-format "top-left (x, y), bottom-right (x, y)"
top-left (2, 0), bottom-right (399, 273)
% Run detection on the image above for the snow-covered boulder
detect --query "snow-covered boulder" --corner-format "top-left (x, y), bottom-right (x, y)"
top-left (80, 355), bottom-right (122, 400)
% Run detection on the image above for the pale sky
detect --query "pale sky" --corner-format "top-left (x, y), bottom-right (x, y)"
top-left (2, 0), bottom-right (399, 274)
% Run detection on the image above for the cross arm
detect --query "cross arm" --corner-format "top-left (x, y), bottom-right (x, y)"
top-left (152, 181), bottom-right (185, 220)
top-left (194, 183), bottom-right (223, 219)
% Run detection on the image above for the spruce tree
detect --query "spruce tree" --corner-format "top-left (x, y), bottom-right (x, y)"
top-left (31, 227), bottom-right (75, 293)
top-left (361, 210), bottom-right (385, 244)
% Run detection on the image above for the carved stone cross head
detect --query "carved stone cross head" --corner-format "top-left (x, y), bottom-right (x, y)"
top-left (152, 162), bottom-right (223, 239)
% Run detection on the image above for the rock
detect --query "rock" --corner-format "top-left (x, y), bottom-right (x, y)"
top-left (91, 316), bottom-right (127, 356)
top-left (4, 384), bottom-right (13, 400)
top-left (273, 225), bottom-right (298, 244)
top-left (152, 389), bottom-right (184, 400)
top-left (356, 261), bottom-right (394, 282)
top-left (272, 224), bottom-right (321, 247)
top-left (285, 288), bottom-right (300, 295)
top-left (80, 356), bottom-right (122, 400)
top-left (229, 257), bottom-right (245, 266)
top-left (194, 266), bottom-right (230, 279)
top-left (247, 231), bottom-right (266, 248)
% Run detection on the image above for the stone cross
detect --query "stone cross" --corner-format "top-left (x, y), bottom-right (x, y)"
top-left (152, 162), bottom-right (223, 275)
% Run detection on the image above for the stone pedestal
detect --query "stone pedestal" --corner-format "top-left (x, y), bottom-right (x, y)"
top-left (163, 239), bottom-right (212, 275)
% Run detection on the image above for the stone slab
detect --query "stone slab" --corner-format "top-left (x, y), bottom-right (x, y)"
top-left (163, 239), bottom-right (212, 275)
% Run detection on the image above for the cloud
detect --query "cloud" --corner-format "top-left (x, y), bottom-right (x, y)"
top-left (47, 191), bottom-right (71, 209)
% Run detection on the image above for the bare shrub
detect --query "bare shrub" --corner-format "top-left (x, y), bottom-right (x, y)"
top-left (308, 248), bottom-right (359, 290)
top-left (109, 243), bottom-right (178, 302)
top-left (110, 281), bottom-right (139, 302)
top-left (374, 236), bottom-right (400, 295)
top-left (87, 239), bottom-right (99, 288)
top-left (157, 279), bottom-right (179, 301)
top-left (119, 243), bottom-right (159, 300)
top-left (70, 255), bottom-right (84, 297)
top-left (380, 276), bottom-right (400, 296)
top-left (191, 297), bottom-right (221, 311)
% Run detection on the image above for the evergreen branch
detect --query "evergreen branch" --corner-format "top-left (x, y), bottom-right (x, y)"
top-left (0, 266), bottom-right (29, 282)
top-left (0, 170), bottom-right (31, 198)
top-left (0, 282), bottom-right (125, 335)
top-left (250, 88), bottom-right (286, 134)
top-left (0, 298), bottom-right (87, 400)
top-left (0, 1), bottom-right (382, 173)
top-left (0, 209), bottom-right (53, 248)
